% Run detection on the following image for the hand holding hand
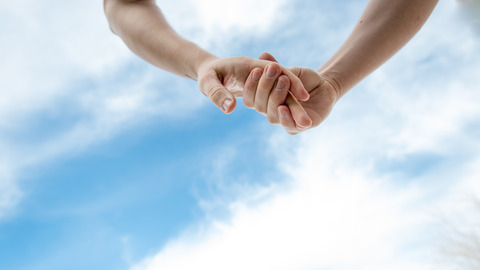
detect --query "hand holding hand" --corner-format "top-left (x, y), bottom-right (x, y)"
top-left (196, 56), bottom-right (310, 114)
top-left (244, 53), bottom-right (340, 135)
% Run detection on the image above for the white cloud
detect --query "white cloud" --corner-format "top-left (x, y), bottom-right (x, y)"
top-left (0, 0), bottom-right (215, 219)
top-left (0, 0), bottom-right (295, 219)
top-left (0, 0), bottom-right (136, 218)
top-left (189, 0), bottom-right (288, 35)
top-left (130, 1), bottom-right (480, 269)
top-left (160, 0), bottom-right (290, 53)
top-left (0, 164), bottom-right (21, 218)
top-left (0, 1), bottom-right (131, 128)
top-left (1, 0), bottom-right (479, 267)
top-left (131, 159), bottom-right (429, 270)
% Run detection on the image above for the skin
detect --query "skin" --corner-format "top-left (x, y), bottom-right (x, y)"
top-left (103, 0), bottom-right (310, 115)
top-left (245, 0), bottom-right (439, 135)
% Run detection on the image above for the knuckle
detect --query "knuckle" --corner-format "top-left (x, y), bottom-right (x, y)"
top-left (237, 56), bottom-right (251, 67)
top-left (289, 66), bottom-right (302, 77)
top-left (207, 86), bottom-right (225, 104)
top-left (269, 96), bottom-right (285, 109)
top-left (271, 88), bottom-right (286, 101)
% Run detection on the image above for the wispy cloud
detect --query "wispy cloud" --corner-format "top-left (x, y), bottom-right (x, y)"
top-left (2, 0), bottom-right (480, 268)
top-left (0, 0), bottom-right (296, 221)
top-left (0, 0), bottom-right (213, 219)
top-left (160, 0), bottom-right (289, 52)
top-left (130, 1), bottom-right (480, 269)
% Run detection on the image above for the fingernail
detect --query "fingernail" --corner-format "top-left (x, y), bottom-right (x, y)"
top-left (252, 70), bottom-right (261, 82)
top-left (298, 124), bottom-right (308, 130)
top-left (298, 115), bottom-right (312, 130)
top-left (223, 99), bottom-right (233, 111)
top-left (266, 65), bottom-right (277, 78)
top-left (279, 110), bottom-right (286, 119)
top-left (276, 80), bottom-right (286, 90)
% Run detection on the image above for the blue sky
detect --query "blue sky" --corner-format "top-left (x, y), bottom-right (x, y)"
top-left (1, 0), bottom-right (480, 270)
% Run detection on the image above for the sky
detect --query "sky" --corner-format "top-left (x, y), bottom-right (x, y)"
top-left (1, 0), bottom-right (480, 270)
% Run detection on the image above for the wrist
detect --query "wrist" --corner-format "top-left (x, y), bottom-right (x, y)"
top-left (185, 43), bottom-right (217, 81)
top-left (316, 69), bottom-right (344, 102)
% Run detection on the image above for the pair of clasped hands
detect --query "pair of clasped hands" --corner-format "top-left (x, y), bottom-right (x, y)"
top-left (197, 52), bottom-right (339, 135)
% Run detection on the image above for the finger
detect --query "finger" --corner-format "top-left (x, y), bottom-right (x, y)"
top-left (259, 52), bottom-right (278, 62)
top-left (258, 53), bottom-right (309, 102)
top-left (266, 75), bottom-right (289, 124)
top-left (278, 105), bottom-right (299, 135)
top-left (282, 68), bottom-right (309, 102)
top-left (201, 72), bottom-right (237, 114)
top-left (254, 63), bottom-right (281, 115)
top-left (285, 93), bottom-right (312, 130)
top-left (243, 68), bottom-right (263, 109)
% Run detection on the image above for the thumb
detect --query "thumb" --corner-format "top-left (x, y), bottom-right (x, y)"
top-left (200, 74), bottom-right (236, 114)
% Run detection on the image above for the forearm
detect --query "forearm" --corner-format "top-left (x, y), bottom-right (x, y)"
top-left (318, 0), bottom-right (438, 97)
top-left (104, 0), bottom-right (216, 79)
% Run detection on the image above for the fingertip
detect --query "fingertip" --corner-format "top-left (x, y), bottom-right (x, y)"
top-left (278, 106), bottom-right (288, 119)
top-left (278, 105), bottom-right (295, 129)
top-left (297, 87), bottom-right (310, 101)
top-left (242, 97), bottom-right (252, 109)
top-left (250, 67), bottom-right (263, 82)
top-left (288, 76), bottom-right (309, 102)
top-left (266, 63), bottom-right (280, 78)
top-left (293, 109), bottom-right (312, 129)
top-left (297, 117), bottom-right (312, 130)
top-left (276, 75), bottom-right (289, 90)
top-left (259, 52), bottom-right (278, 62)
top-left (222, 98), bottom-right (236, 114)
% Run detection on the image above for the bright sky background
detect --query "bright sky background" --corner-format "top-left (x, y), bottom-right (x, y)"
top-left (1, 0), bottom-right (480, 270)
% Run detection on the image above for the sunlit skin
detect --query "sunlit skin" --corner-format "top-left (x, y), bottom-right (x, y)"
top-left (246, 0), bottom-right (439, 134)
top-left (244, 53), bottom-right (336, 134)
top-left (103, 0), bottom-right (309, 115)
top-left (104, 0), bottom-right (438, 135)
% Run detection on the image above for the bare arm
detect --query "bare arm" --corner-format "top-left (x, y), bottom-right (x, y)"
top-left (318, 0), bottom-right (439, 97)
top-left (103, 0), bottom-right (309, 114)
top-left (244, 0), bottom-right (438, 134)
top-left (104, 0), bottom-right (213, 79)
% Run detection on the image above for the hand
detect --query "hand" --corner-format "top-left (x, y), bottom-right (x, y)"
top-left (196, 56), bottom-right (310, 114)
top-left (244, 53), bottom-right (340, 135)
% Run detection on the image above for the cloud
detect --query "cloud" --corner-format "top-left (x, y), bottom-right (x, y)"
top-left (2, 0), bottom-right (480, 267)
top-left (0, 1), bottom-right (130, 127)
top-left (0, 0), bottom-right (295, 220)
top-left (0, 0), bottom-right (214, 219)
top-left (189, 0), bottom-right (288, 35)
top-left (130, 1), bottom-right (480, 269)
top-left (457, 0), bottom-right (480, 35)
top-left (131, 153), bottom-right (429, 270)
top-left (159, 0), bottom-right (290, 55)
top-left (0, 0), bottom-right (131, 218)
top-left (0, 165), bottom-right (21, 218)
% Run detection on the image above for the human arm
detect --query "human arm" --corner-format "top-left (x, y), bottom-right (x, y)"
top-left (244, 0), bottom-right (438, 134)
top-left (103, 0), bottom-right (309, 114)
top-left (318, 0), bottom-right (439, 95)
top-left (244, 53), bottom-right (335, 135)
